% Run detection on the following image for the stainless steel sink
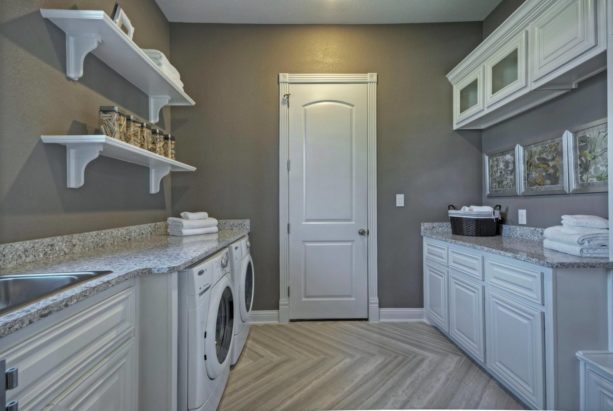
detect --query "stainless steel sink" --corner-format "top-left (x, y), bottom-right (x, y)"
top-left (0, 271), bottom-right (112, 315)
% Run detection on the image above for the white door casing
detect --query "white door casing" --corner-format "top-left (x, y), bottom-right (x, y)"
top-left (279, 73), bottom-right (378, 322)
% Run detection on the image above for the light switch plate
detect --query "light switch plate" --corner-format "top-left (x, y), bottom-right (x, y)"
top-left (518, 209), bottom-right (527, 225)
top-left (396, 194), bottom-right (405, 207)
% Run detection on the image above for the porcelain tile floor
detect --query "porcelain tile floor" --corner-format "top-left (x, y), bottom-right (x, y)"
top-left (219, 321), bottom-right (525, 410)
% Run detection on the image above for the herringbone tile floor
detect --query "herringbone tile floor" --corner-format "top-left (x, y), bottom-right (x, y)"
top-left (219, 321), bottom-right (525, 410)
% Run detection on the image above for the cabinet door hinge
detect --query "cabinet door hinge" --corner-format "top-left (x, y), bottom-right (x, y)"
top-left (288, 286), bottom-right (290, 297)
top-left (283, 93), bottom-right (291, 108)
top-left (287, 223), bottom-right (290, 234)
top-left (287, 159), bottom-right (291, 172)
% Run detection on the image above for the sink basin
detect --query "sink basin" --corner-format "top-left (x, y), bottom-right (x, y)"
top-left (0, 271), bottom-right (112, 315)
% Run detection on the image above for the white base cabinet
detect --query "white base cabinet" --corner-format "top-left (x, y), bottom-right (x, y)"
top-left (423, 238), bottom-right (610, 410)
top-left (449, 271), bottom-right (484, 363)
top-left (578, 351), bottom-right (613, 411)
top-left (0, 281), bottom-right (139, 411)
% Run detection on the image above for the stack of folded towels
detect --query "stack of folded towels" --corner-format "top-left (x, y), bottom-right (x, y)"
top-left (543, 215), bottom-right (609, 257)
top-left (143, 49), bottom-right (184, 90)
top-left (167, 211), bottom-right (218, 237)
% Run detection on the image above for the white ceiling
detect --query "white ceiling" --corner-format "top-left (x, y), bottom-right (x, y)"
top-left (156, 0), bottom-right (503, 24)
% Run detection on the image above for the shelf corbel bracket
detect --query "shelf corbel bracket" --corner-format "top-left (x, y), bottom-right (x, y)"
top-left (149, 95), bottom-right (171, 123)
top-left (149, 163), bottom-right (172, 194)
top-left (65, 32), bottom-right (102, 80)
top-left (65, 143), bottom-right (103, 188)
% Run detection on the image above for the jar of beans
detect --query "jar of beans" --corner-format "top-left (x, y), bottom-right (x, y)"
top-left (169, 135), bottom-right (176, 159)
top-left (149, 128), bottom-right (161, 153)
top-left (99, 106), bottom-right (126, 142)
top-left (162, 134), bottom-right (171, 158)
top-left (141, 123), bottom-right (152, 150)
top-left (126, 115), bottom-right (142, 147)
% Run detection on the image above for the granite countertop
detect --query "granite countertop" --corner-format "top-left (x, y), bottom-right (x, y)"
top-left (0, 222), bottom-right (249, 338)
top-left (421, 223), bottom-right (613, 269)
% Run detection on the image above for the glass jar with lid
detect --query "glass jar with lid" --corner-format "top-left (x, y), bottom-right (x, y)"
top-left (99, 106), bottom-right (126, 141)
top-left (149, 128), bottom-right (161, 153)
top-left (162, 134), bottom-right (171, 158)
top-left (126, 115), bottom-right (142, 147)
top-left (141, 123), bottom-right (152, 150)
top-left (169, 135), bottom-right (176, 160)
top-left (155, 131), bottom-right (166, 155)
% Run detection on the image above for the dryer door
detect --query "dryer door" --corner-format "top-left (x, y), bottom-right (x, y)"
top-left (205, 276), bottom-right (234, 379)
top-left (239, 256), bottom-right (254, 322)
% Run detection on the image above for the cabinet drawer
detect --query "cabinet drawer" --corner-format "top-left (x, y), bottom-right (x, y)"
top-left (485, 258), bottom-right (544, 304)
top-left (584, 365), bottom-right (613, 411)
top-left (424, 240), bottom-right (448, 266)
top-left (2, 286), bottom-right (136, 408)
top-left (449, 247), bottom-right (483, 280)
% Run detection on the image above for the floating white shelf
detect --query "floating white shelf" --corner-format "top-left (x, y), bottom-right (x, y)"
top-left (40, 9), bottom-right (195, 123)
top-left (41, 135), bottom-right (196, 194)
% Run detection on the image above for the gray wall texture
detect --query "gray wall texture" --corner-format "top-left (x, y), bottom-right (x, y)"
top-left (0, 0), bottom-right (172, 243)
top-left (481, 0), bottom-right (607, 227)
top-left (169, 23), bottom-right (484, 310)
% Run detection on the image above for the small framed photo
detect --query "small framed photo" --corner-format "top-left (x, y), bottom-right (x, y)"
top-left (517, 136), bottom-right (568, 195)
top-left (485, 147), bottom-right (518, 197)
top-left (565, 118), bottom-right (608, 193)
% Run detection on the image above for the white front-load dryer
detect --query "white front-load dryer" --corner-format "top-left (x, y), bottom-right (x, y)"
top-left (179, 248), bottom-right (234, 411)
top-left (229, 236), bottom-right (254, 365)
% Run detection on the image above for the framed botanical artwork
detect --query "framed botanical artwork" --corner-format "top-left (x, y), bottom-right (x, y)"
top-left (485, 147), bottom-right (518, 197)
top-left (565, 118), bottom-right (608, 193)
top-left (517, 136), bottom-right (568, 195)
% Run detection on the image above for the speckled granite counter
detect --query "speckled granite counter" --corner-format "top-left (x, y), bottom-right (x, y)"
top-left (421, 222), bottom-right (613, 269)
top-left (0, 220), bottom-right (249, 338)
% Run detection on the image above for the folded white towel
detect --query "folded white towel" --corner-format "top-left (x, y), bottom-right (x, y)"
top-left (544, 226), bottom-right (608, 247)
top-left (543, 239), bottom-right (608, 258)
top-left (562, 215), bottom-right (609, 229)
top-left (180, 211), bottom-right (209, 220)
top-left (168, 226), bottom-right (219, 237)
top-left (559, 225), bottom-right (609, 235)
top-left (168, 217), bottom-right (218, 229)
top-left (142, 49), bottom-right (181, 77)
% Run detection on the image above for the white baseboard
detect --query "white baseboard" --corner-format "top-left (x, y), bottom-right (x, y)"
top-left (379, 308), bottom-right (425, 322)
top-left (248, 310), bottom-right (279, 324)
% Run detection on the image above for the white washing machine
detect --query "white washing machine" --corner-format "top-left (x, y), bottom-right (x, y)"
top-left (178, 249), bottom-right (234, 411)
top-left (229, 236), bottom-right (254, 365)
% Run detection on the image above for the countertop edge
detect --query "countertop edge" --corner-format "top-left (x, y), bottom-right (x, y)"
top-left (421, 232), bottom-right (613, 269)
top-left (0, 229), bottom-right (249, 339)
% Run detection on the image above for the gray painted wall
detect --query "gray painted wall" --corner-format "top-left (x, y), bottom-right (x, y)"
top-left (170, 23), bottom-right (484, 310)
top-left (481, 0), bottom-right (607, 227)
top-left (0, 0), bottom-right (172, 243)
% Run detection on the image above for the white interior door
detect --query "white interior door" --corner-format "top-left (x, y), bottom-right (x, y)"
top-left (288, 82), bottom-right (369, 319)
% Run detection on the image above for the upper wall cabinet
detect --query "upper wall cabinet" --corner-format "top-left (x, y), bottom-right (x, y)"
top-left (447, 0), bottom-right (606, 130)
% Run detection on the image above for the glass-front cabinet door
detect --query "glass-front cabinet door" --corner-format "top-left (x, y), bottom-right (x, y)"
top-left (453, 67), bottom-right (484, 126)
top-left (485, 31), bottom-right (528, 107)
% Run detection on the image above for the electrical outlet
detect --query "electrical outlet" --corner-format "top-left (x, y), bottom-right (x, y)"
top-left (395, 194), bottom-right (405, 207)
top-left (518, 209), bottom-right (527, 225)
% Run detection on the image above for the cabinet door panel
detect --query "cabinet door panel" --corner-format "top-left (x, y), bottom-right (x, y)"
top-left (47, 340), bottom-right (137, 411)
top-left (424, 262), bottom-right (448, 332)
top-left (485, 31), bottom-right (528, 107)
top-left (584, 366), bottom-right (613, 411)
top-left (449, 272), bottom-right (484, 362)
top-left (531, 0), bottom-right (598, 81)
top-left (486, 288), bottom-right (545, 409)
top-left (453, 67), bottom-right (484, 126)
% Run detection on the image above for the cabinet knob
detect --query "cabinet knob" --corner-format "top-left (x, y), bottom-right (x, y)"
top-left (358, 228), bottom-right (369, 236)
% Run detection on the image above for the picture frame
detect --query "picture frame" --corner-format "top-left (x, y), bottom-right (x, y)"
top-left (565, 118), bottom-right (608, 194)
top-left (485, 146), bottom-right (519, 197)
top-left (517, 136), bottom-right (568, 195)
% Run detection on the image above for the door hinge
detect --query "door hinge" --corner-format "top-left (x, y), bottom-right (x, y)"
top-left (287, 223), bottom-right (290, 234)
top-left (288, 286), bottom-right (290, 297)
top-left (283, 93), bottom-right (291, 107)
top-left (287, 159), bottom-right (291, 172)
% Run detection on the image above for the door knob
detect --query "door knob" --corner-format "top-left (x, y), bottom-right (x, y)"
top-left (358, 229), bottom-right (369, 236)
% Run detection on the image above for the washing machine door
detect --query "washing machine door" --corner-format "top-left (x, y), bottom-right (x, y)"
top-left (205, 276), bottom-right (234, 379)
top-left (239, 256), bottom-right (254, 322)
